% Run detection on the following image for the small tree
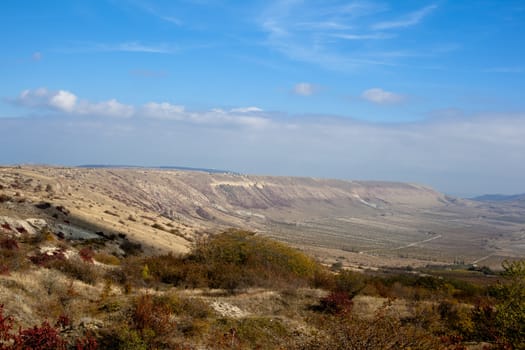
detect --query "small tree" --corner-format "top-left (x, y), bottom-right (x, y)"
top-left (495, 260), bottom-right (525, 348)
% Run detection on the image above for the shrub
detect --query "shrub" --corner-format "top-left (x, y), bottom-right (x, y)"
top-left (138, 230), bottom-right (322, 292)
top-left (120, 240), bottom-right (142, 256)
top-left (333, 270), bottom-right (365, 297)
top-left (307, 303), bottom-right (442, 350)
top-left (122, 293), bottom-right (177, 348)
top-left (316, 291), bottom-right (354, 315)
top-left (0, 305), bottom-right (98, 350)
top-left (0, 242), bottom-right (28, 274)
top-left (12, 321), bottom-right (67, 350)
top-left (30, 249), bottom-right (66, 266)
top-left (188, 229), bottom-right (320, 291)
top-left (79, 247), bottom-right (95, 263)
top-left (438, 300), bottom-right (474, 337)
top-left (209, 317), bottom-right (290, 349)
top-left (94, 252), bottom-right (120, 266)
top-left (0, 238), bottom-right (18, 250)
top-left (0, 194), bottom-right (12, 203)
top-left (46, 258), bottom-right (100, 285)
top-left (494, 260), bottom-right (525, 348)
top-left (470, 301), bottom-right (499, 342)
top-left (155, 293), bottom-right (211, 319)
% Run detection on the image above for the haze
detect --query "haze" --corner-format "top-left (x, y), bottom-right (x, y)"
top-left (1, 1), bottom-right (524, 197)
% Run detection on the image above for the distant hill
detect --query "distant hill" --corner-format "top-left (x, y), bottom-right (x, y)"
top-left (471, 193), bottom-right (525, 202)
top-left (77, 164), bottom-right (235, 174)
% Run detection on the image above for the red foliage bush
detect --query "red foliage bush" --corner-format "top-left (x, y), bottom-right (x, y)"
top-left (0, 305), bottom-right (98, 350)
top-left (0, 304), bottom-right (14, 344)
top-left (79, 248), bottom-right (95, 264)
top-left (54, 314), bottom-right (72, 330)
top-left (0, 238), bottom-right (19, 250)
top-left (318, 291), bottom-right (354, 315)
top-left (12, 321), bottom-right (67, 350)
top-left (75, 334), bottom-right (98, 350)
top-left (29, 250), bottom-right (66, 266)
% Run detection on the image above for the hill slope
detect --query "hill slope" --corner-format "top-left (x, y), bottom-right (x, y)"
top-left (1, 166), bottom-right (524, 268)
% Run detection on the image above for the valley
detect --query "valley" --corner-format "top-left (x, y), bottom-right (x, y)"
top-left (2, 165), bottom-right (524, 269)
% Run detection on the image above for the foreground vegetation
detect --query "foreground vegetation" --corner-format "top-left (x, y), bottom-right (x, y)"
top-left (1, 227), bottom-right (524, 349)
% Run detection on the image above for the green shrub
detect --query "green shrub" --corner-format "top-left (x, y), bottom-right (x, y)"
top-left (46, 258), bottom-right (100, 285)
top-left (209, 317), bottom-right (290, 349)
top-left (494, 260), bottom-right (525, 349)
top-left (138, 229), bottom-right (322, 292)
top-left (94, 252), bottom-right (120, 266)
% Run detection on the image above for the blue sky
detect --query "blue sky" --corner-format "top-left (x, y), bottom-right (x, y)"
top-left (1, 0), bottom-right (524, 196)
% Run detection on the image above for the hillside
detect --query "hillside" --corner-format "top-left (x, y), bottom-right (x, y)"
top-left (1, 165), bottom-right (524, 268)
top-left (1, 165), bottom-right (525, 349)
top-left (472, 193), bottom-right (525, 202)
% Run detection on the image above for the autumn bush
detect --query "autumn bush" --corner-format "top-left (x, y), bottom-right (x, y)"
top-left (305, 301), bottom-right (443, 350)
top-left (492, 260), bottom-right (525, 349)
top-left (208, 317), bottom-right (290, 350)
top-left (0, 305), bottom-right (98, 350)
top-left (138, 229), bottom-right (321, 292)
top-left (46, 257), bottom-right (100, 285)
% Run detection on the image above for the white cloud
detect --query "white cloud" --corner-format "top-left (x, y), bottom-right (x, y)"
top-left (230, 107), bottom-right (263, 113)
top-left (142, 102), bottom-right (186, 119)
top-left (76, 99), bottom-right (135, 118)
top-left (372, 4), bottom-right (438, 30)
top-left (361, 88), bottom-right (405, 104)
top-left (293, 83), bottom-right (317, 96)
top-left (14, 88), bottom-right (134, 117)
top-left (140, 102), bottom-right (268, 127)
top-left (12, 88), bottom-right (269, 128)
top-left (333, 33), bottom-right (394, 40)
top-left (49, 90), bottom-right (77, 112)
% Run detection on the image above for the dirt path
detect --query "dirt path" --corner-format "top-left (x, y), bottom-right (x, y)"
top-left (363, 234), bottom-right (442, 253)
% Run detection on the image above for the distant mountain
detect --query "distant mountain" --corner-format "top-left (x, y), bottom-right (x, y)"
top-left (472, 193), bottom-right (525, 202)
top-left (77, 164), bottom-right (235, 174)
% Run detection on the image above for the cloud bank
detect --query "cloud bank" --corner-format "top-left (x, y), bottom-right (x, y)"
top-left (12, 88), bottom-right (269, 128)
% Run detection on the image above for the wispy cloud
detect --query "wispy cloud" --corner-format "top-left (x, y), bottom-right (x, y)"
top-left (292, 83), bottom-right (318, 96)
top-left (99, 42), bottom-right (177, 54)
top-left (361, 88), bottom-right (405, 104)
top-left (372, 4), bottom-right (438, 30)
top-left (130, 1), bottom-right (183, 26)
top-left (259, 1), bottom-right (440, 71)
top-left (58, 41), bottom-right (178, 54)
top-left (332, 32), bottom-right (394, 40)
top-left (129, 69), bottom-right (169, 78)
